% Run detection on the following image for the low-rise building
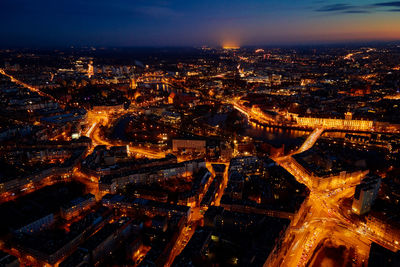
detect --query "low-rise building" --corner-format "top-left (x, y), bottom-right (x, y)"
top-left (61, 194), bottom-right (96, 220)
top-left (172, 138), bottom-right (206, 154)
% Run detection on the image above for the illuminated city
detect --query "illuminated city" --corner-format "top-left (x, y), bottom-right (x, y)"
top-left (1, 1), bottom-right (400, 267)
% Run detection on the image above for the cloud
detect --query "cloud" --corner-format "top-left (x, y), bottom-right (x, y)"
top-left (342, 10), bottom-right (370, 13)
top-left (315, 1), bottom-right (400, 14)
top-left (373, 1), bottom-right (400, 7)
top-left (315, 4), bottom-right (355, 12)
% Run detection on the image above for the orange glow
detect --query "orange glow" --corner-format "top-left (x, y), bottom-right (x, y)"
top-left (222, 45), bottom-right (240, 50)
top-left (222, 40), bottom-right (240, 50)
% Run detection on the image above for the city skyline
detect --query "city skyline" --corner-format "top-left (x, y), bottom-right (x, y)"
top-left (1, 0), bottom-right (400, 47)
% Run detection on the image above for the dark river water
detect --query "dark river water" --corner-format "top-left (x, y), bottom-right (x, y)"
top-left (243, 122), bottom-right (347, 141)
top-left (112, 114), bottom-right (347, 144)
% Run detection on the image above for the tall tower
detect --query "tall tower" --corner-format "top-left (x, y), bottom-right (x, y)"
top-left (87, 61), bottom-right (94, 78)
top-left (130, 76), bottom-right (137, 89)
top-left (345, 111), bottom-right (353, 120)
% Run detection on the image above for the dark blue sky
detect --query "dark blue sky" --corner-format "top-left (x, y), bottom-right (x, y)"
top-left (1, 0), bottom-right (400, 47)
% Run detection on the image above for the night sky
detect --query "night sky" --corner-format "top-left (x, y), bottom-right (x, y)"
top-left (1, 0), bottom-right (400, 47)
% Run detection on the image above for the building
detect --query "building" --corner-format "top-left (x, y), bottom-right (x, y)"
top-left (229, 156), bottom-right (261, 174)
top-left (61, 194), bottom-right (96, 220)
top-left (99, 159), bottom-right (206, 194)
top-left (102, 195), bottom-right (191, 218)
top-left (161, 111), bottom-right (181, 124)
top-left (79, 217), bottom-right (132, 265)
top-left (226, 171), bottom-right (245, 199)
top-left (296, 115), bottom-right (373, 131)
top-left (16, 214), bottom-right (54, 234)
top-left (291, 113), bottom-right (373, 131)
top-left (172, 138), bottom-right (206, 154)
top-left (352, 175), bottom-right (381, 215)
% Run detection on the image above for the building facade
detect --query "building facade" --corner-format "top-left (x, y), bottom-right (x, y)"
top-left (352, 175), bottom-right (382, 215)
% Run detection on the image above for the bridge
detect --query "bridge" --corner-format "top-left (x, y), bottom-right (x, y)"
top-left (296, 128), bottom-right (324, 154)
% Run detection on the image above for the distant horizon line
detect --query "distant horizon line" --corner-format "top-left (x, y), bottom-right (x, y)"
top-left (1, 40), bottom-right (400, 50)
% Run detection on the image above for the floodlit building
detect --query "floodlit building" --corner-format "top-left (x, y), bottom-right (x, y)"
top-left (172, 138), bottom-right (206, 154)
top-left (295, 115), bottom-right (373, 131)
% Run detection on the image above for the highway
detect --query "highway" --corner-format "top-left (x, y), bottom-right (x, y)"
top-left (0, 68), bottom-right (63, 105)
